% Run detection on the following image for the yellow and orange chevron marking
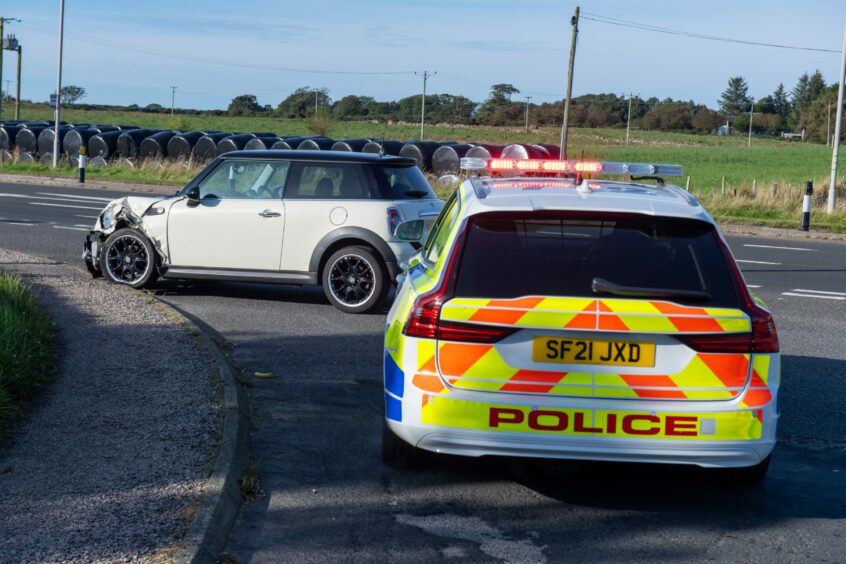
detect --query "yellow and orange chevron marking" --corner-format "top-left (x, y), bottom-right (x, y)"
top-left (441, 296), bottom-right (752, 334)
top-left (428, 341), bottom-right (772, 402)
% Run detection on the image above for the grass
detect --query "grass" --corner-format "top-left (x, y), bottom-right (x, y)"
top-left (4, 104), bottom-right (846, 229)
top-left (0, 273), bottom-right (54, 430)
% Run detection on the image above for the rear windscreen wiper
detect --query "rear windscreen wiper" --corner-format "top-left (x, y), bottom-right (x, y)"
top-left (403, 190), bottom-right (429, 198)
top-left (591, 277), bottom-right (711, 301)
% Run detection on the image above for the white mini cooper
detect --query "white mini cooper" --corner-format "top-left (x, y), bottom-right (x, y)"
top-left (83, 150), bottom-right (443, 313)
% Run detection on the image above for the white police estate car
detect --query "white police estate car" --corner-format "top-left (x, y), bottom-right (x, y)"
top-left (382, 157), bottom-right (780, 483)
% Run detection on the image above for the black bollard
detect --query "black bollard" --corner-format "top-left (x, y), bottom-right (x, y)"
top-left (800, 181), bottom-right (812, 231)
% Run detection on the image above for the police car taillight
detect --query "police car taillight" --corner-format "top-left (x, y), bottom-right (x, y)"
top-left (460, 157), bottom-right (683, 177)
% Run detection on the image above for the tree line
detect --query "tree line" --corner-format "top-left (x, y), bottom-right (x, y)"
top-left (223, 72), bottom-right (842, 142)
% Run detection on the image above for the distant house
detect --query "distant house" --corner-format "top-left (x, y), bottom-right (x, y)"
top-left (715, 125), bottom-right (736, 136)
top-left (781, 131), bottom-right (804, 140)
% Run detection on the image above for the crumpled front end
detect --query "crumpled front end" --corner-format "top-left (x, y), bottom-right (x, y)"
top-left (83, 196), bottom-right (173, 274)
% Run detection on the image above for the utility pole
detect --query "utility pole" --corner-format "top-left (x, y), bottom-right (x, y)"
top-left (52, 0), bottom-right (65, 168)
top-left (170, 85), bottom-right (177, 115)
top-left (15, 44), bottom-right (21, 120)
top-left (0, 17), bottom-right (21, 120)
top-left (827, 100), bottom-right (832, 147)
top-left (559, 6), bottom-right (579, 159)
top-left (314, 89), bottom-right (318, 114)
top-left (748, 101), bottom-right (754, 148)
top-left (524, 96), bottom-right (532, 133)
top-left (415, 70), bottom-right (435, 141)
top-left (828, 18), bottom-right (846, 214)
top-left (626, 93), bottom-right (634, 145)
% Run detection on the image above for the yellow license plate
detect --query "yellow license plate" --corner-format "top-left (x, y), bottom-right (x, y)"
top-left (532, 337), bottom-right (655, 367)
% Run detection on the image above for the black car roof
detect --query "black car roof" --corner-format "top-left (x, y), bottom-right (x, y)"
top-left (221, 149), bottom-right (416, 166)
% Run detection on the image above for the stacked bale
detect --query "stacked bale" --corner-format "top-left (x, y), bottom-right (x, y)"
top-left (89, 131), bottom-right (123, 158)
top-left (63, 128), bottom-right (102, 157)
top-left (37, 125), bottom-right (76, 156)
top-left (431, 143), bottom-right (474, 175)
top-left (398, 141), bottom-right (441, 171)
top-left (244, 136), bottom-right (282, 150)
top-left (501, 143), bottom-right (550, 160)
top-left (330, 138), bottom-right (370, 152)
top-left (117, 129), bottom-right (163, 158)
top-left (465, 144), bottom-right (504, 160)
top-left (296, 136), bottom-right (335, 150)
top-left (15, 125), bottom-right (47, 154)
top-left (270, 136), bottom-right (306, 150)
top-left (362, 140), bottom-right (404, 155)
top-left (217, 133), bottom-right (257, 155)
top-left (194, 133), bottom-right (232, 161)
top-left (139, 130), bottom-right (181, 160)
top-left (166, 131), bottom-right (206, 160)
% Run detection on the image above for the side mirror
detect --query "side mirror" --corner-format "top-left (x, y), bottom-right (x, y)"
top-left (394, 219), bottom-right (425, 242)
top-left (185, 185), bottom-right (200, 205)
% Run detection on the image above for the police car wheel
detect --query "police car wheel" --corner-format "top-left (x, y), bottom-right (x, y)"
top-left (382, 420), bottom-right (423, 470)
top-left (322, 245), bottom-right (387, 314)
top-left (714, 454), bottom-right (771, 485)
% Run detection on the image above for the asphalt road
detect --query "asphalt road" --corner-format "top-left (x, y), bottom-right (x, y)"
top-left (2, 182), bottom-right (845, 563)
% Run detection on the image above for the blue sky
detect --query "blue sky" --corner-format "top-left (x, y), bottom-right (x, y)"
top-left (3, 0), bottom-right (844, 110)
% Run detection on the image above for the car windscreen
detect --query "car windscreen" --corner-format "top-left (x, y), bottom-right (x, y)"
top-left (372, 165), bottom-right (437, 200)
top-left (454, 212), bottom-right (741, 308)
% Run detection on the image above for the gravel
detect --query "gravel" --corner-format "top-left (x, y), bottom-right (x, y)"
top-left (0, 249), bottom-right (219, 563)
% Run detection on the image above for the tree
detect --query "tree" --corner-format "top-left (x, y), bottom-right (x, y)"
top-left (490, 83), bottom-right (520, 102)
top-left (719, 76), bottom-right (751, 118)
top-left (275, 87), bottom-right (331, 118)
top-left (60, 85), bottom-right (86, 104)
top-left (640, 103), bottom-right (693, 131)
top-left (227, 94), bottom-right (262, 116)
top-left (691, 107), bottom-right (723, 132)
top-left (333, 95), bottom-right (368, 118)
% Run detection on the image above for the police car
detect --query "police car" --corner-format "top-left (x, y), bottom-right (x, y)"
top-left (382, 157), bottom-right (780, 483)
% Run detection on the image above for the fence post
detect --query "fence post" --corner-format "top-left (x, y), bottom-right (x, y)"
top-left (752, 179), bottom-right (756, 193)
top-left (78, 145), bottom-right (86, 183)
top-left (721, 176), bottom-right (726, 194)
top-left (685, 175), bottom-right (690, 191)
top-left (800, 181), bottom-right (813, 231)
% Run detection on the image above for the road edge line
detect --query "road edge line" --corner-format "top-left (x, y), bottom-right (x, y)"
top-left (155, 298), bottom-right (250, 564)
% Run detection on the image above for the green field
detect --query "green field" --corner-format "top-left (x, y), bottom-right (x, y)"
top-left (3, 104), bottom-right (845, 231)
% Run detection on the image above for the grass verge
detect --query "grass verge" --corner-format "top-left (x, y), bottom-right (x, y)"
top-left (0, 273), bottom-right (55, 430)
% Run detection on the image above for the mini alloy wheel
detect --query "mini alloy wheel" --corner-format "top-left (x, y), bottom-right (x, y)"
top-left (100, 228), bottom-right (158, 289)
top-left (322, 246), bottom-right (386, 313)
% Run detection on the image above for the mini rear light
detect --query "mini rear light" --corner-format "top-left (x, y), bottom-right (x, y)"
top-left (387, 208), bottom-right (403, 236)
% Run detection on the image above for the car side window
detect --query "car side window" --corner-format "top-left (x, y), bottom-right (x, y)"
top-left (422, 193), bottom-right (459, 265)
top-left (197, 160), bottom-right (290, 200)
top-left (285, 163), bottom-right (372, 199)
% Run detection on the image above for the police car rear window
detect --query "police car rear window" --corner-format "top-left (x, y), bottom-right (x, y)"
top-left (454, 212), bottom-right (741, 308)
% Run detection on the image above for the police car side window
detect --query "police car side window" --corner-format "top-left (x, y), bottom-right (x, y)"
top-left (423, 193), bottom-right (459, 265)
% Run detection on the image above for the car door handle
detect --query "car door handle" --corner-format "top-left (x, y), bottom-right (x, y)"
top-left (259, 210), bottom-right (281, 218)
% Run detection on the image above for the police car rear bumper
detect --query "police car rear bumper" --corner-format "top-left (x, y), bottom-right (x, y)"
top-left (407, 428), bottom-right (774, 468)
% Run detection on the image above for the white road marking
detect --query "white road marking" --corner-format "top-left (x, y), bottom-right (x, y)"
top-left (736, 259), bottom-right (781, 265)
top-left (30, 203), bottom-right (103, 210)
top-left (73, 224), bottom-right (92, 228)
top-left (782, 292), bottom-right (846, 300)
top-left (743, 244), bottom-right (813, 252)
top-left (0, 221), bottom-right (35, 226)
top-left (37, 192), bottom-right (113, 201)
top-left (792, 288), bottom-right (846, 297)
top-left (52, 225), bottom-right (89, 232)
top-left (746, 285), bottom-right (762, 288)
top-left (0, 192), bottom-right (109, 205)
top-left (75, 214), bottom-right (98, 219)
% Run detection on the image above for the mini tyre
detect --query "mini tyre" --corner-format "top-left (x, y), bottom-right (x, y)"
top-left (382, 420), bottom-right (424, 470)
top-left (322, 245), bottom-right (387, 314)
top-left (99, 227), bottom-right (158, 289)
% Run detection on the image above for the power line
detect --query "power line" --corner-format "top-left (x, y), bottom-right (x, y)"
top-left (19, 21), bottom-right (416, 75)
top-left (581, 11), bottom-right (840, 54)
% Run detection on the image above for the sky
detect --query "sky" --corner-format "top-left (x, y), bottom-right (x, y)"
top-left (2, 0), bottom-right (844, 111)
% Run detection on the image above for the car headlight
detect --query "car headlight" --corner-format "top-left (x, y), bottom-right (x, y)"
top-left (100, 206), bottom-right (116, 230)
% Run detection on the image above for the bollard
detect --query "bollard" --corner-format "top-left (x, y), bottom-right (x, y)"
top-left (78, 145), bottom-right (86, 184)
top-left (800, 180), bottom-right (812, 231)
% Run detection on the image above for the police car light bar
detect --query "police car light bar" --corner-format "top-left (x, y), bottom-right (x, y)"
top-left (460, 157), bottom-right (683, 177)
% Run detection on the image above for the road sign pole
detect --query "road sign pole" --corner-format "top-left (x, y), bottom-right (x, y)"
top-left (52, 0), bottom-right (65, 168)
top-left (828, 18), bottom-right (846, 214)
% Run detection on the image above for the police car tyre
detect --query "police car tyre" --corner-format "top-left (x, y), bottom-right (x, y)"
top-left (713, 454), bottom-right (771, 485)
top-left (99, 228), bottom-right (158, 289)
top-left (381, 420), bottom-right (424, 469)
top-left (322, 245), bottom-right (387, 314)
